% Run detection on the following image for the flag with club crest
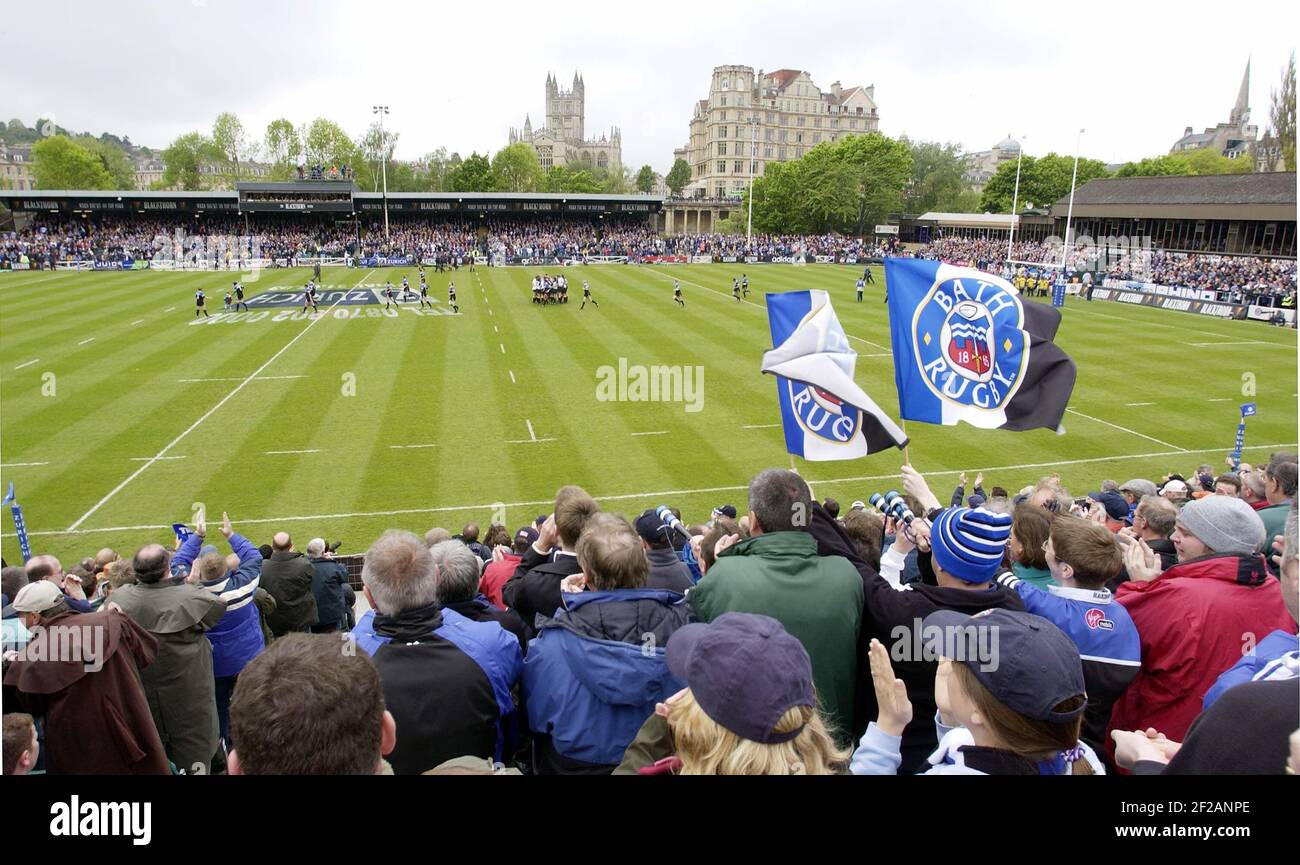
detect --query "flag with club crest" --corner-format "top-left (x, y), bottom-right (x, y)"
top-left (883, 257), bottom-right (1076, 431)
top-left (761, 289), bottom-right (908, 460)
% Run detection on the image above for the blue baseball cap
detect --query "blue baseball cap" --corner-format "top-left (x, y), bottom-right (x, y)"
top-left (666, 613), bottom-right (815, 745)
top-left (1087, 490), bottom-right (1130, 523)
top-left (922, 608), bottom-right (1086, 723)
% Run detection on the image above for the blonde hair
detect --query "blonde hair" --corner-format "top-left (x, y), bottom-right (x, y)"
top-left (665, 690), bottom-right (848, 775)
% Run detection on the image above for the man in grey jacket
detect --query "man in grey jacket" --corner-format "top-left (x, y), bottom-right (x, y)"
top-left (634, 509), bottom-right (694, 594)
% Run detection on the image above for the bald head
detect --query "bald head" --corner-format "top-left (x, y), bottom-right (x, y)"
top-left (272, 532), bottom-right (292, 551)
top-left (25, 555), bottom-right (62, 583)
top-left (132, 544), bottom-right (171, 584)
top-left (94, 548), bottom-right (119, 571)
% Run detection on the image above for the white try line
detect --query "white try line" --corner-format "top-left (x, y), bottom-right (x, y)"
top-left (16, 441), bottom-right (1297, 540)
top-left (1064, 408), bottom-right (1189, 452)
top-left (630, 431), bottom-right (669, 437)
top-left (1063, 303), bottom-right (1295, 347)
top-left (506, 437), bottom-right (558, 444)
top-left (66, 269), bottom-right (376, 532)
top-left (13, 359), bottom-right (40, 371)
top-left (266, 449), bottom-right (322, 455)
top-left (1189, 340), bottom-right (1278, 347)
top-left (644, 267), bottom-right (891, 352)
top-left (742, 423), bottom-right (782, 429)
top-left (389, 443), bottom-right (438, 450)
top-left (130, 456), bottom-right (186, 462)
top-left (0, 461), bottom-right (49, 468)
top-left (77, 337), bottom-right (95, 346)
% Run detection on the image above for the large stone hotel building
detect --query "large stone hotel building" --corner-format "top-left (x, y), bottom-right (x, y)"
top-left (674, 65), bottom-right (880, 200)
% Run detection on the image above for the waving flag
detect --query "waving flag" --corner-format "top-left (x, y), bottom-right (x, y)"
top-left (761, 289), bottom-right (908, 460)
top-left (3, 482), bottom-right (33, 563)
top-left (884, 257), bottom-right (1076, 431)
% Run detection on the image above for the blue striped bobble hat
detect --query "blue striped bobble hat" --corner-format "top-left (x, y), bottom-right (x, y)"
top-left (930, 506), bottom-right (1013, 583)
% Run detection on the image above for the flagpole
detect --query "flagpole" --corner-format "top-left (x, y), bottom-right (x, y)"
top-left (1005, 134), bottom-right (1025, 263)
top-left (1060, 128), bottom-right (1085, 271)
top-left (900, 418), bottom-right (912, 467)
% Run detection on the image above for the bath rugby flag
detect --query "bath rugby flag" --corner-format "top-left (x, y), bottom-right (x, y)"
top-left (762, 289), bottom-right (908, 460)
top-left (883, 258), bottom-right (1076, 431)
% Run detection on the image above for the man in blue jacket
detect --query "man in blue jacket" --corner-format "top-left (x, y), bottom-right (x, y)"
top-left (523, 513), bottom-right (691, 775)
top-left (172, 511), bottom-right (266, 751)
top-left (350, 530), bottom-right (522, 774)
top-left (996, 515), bottom-right (1140, 758)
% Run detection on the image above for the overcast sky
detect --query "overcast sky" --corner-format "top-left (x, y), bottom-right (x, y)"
top-left (3, 0), bottom-right (1295, 173)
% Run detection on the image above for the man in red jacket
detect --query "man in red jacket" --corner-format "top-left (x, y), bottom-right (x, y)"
top-left (479, 526), bottom-right (537, 610)
top-left (1110, 495), bottom-right (1296, 744)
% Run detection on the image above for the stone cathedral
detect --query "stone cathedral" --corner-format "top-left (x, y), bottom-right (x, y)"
top-left (509, 72), bottom-right (623, 173)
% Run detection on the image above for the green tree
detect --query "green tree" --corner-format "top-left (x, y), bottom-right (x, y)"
top-left (490, 142), bottom-right (543, 192)
top-left (664, 158), bottom-right (691, 196)
top-left (905, 140), bottom-right (976, 213)
top-left (161, 132), bottom-right (221, 190)
top-left (264, 118), bottom-right (302, 180)
top-left (31, 135), bottom-right (114, 189)
top-left (979, 153), bottom-right (1110, 213)
top-left (79, 137), bottom-right (135, 188)
top-left (449, 152), bottom-right (493, 191)
top-left (212, 112), bottom-right (251, 181)
top-left (300, 118), bottom-right (357, 170)
top-left (1269, 50), bottom-right (1296, 171)
top-left (635, 164), bottom-right (655, 193)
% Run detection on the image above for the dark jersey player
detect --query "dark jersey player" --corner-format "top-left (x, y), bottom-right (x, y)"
top-left (580, 279), bottom-right (598, 310)
top-left (741, 273), bottom-right (749, 297)
top-left (732, 278), bottom-right (741, 301)
top-left (233, 281), bottom-right (248, 312)
top-left (195, 289), bottom-right (209, 318)
top-left (302, 282), bottom-right (319, 313)
top-left (383, 281), bottom-right (397, 311)
top-left (418, 276), bottom-right (432, 309)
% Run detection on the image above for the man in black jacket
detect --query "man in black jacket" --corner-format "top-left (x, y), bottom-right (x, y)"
top-left (259, 532), bottom-right (318, 637)
top-left (502, 486), bottom-right (599, 635)
top-left (634, 509), bottom-right (694, 594)
top-left (1110, 494), bottom-right (1178, 592)
top-left (306, 538), bottom-right (351, 633)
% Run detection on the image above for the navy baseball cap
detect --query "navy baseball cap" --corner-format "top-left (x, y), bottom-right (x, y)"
top-left (634, 508), bottom-right (673, 544)
top-left (515, 526), bottom-right (539, 546)
top-left (921, 608), bottom-right (1086, 723)
top-left (666, 612), bottom-right (815, 744)
top-left (1087, 490), bottom-right (1130, 522)
top-left (711, 504), bottom-right (738, 520)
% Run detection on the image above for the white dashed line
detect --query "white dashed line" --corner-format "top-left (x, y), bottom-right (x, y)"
top-left (131, 319), bottom-right (146, 326)
top-left (13, 359), bottom-right (39, 371)
top-left (506, 438), bottom-right (558, 444)
top-left (1190, 340), bottom-right (1276, 347)
top-left (1207, 398), bottom-right (1234, 402)
top-left (265, 449), bottom-right (322, 456)
top-left (499, 343), bottom-right (506, 354)
top-left (1125, 402), bottom-right (1156, 407)
top-left (493, 325), bottom-right (498, 333)
top-left (176, 375), bottom-right (307, 383)
top-left (509, 370), bottom-right (516, 384)
top-left (389, 444), bottom-right (438, 450)
top-left (0, 461), bottom-right (49, 468)
top-left (630, 431), bottom-right (669, 437)
top-left (130, 456), bottom-right (187, 462)
top-left (164, 307), bottom-right (176, 313)
top-left (742, 423), bottom-right (782, 429)
top-left (78, 338), bottom-right (95, 346)
top-left (526, 419), bottom-right (537, 441)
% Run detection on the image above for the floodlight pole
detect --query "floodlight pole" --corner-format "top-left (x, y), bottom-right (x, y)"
top-left (1060, 128), bottom-right (1084, 271)
top-left (747, 115), bottom-right (757, 249)
top-left (374, 105), bottom-right (390, 239)
top-left (1006, 134), bottom-right (1026, 262)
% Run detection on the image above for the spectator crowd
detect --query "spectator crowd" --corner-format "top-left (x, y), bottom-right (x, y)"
top-left (4, 452), bottom-right (1296, 776)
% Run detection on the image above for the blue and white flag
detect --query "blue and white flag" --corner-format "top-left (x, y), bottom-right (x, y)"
top-left (1241, 402), bottom-right (1258, 418)
top-left (884, 257), bottom-right (1076, 431)
top-left (3, 482), bottom-right (33, 564)
top-left (761, 290), bottom-right (908, 460)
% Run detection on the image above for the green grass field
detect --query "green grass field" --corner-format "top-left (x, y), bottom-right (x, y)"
top-left (1, 262), bottom-right (1296, 562)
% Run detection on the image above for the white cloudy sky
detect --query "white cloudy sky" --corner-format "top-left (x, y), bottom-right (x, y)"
top-left (2, 0), bottom-right (1295, 172)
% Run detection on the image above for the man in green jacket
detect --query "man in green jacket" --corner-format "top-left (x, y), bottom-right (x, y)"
top-left (1260, 455), bottom-right (1297, 559)
top-left (687, 468), bottom-right (863, 747)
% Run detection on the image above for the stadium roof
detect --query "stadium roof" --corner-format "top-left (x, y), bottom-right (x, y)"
top-left (917, 212), bottom-right (1019, 228)
top-left (1051, 172), bottom-right (1296, 222)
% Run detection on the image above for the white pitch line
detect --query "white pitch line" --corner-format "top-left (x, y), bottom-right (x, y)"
top-left (742, 423), bottom-right (782, 429)
top-left (1064, 304), bottom-right (1295, 346)
top-left (493, 325), bottom-right (498, 333)
top-left (17, 441), bottom-right (1298, 540)
top-left (526, 419), bottom-right (537, 441)
top-left (1190, 340), bottom-right (1275, 347)
top-left (66, 269), bottom-right (376, 532)
top-left (0, 461), bottom-right (49, 468)
top-left (164, 307), bottom-right (176, 313)
top-left (499, 343), bottom-right (506, 354)
top-left (1207, 398), bottom-right (1234, 402)
top-left (644, 267), bottom-right (890, 352)
top-left (131, 319), bottom-right (146, 326)
top-left (506, 437), bottom-right (558, 444)
top-left (389, 444), bottom-right (438, 450)
top-left (509, 370), bottom-right (516, 384)
top-left (1125, 402), bottom-right (1156, 407)
top-left (78, 337), bottom-right (95, 346)
top-left (630, 431), bottom-right (669, 437)
top-left (265, 449), bottom-right (322, 456)
top-left (130, 456), bottom-right (187, 462)
top-left (1064, 408), bottom-right (1188, 452)
top-left (176, 375), bottom-right (307, 383)
top-left (13, 359), bottom-right (39, 371)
